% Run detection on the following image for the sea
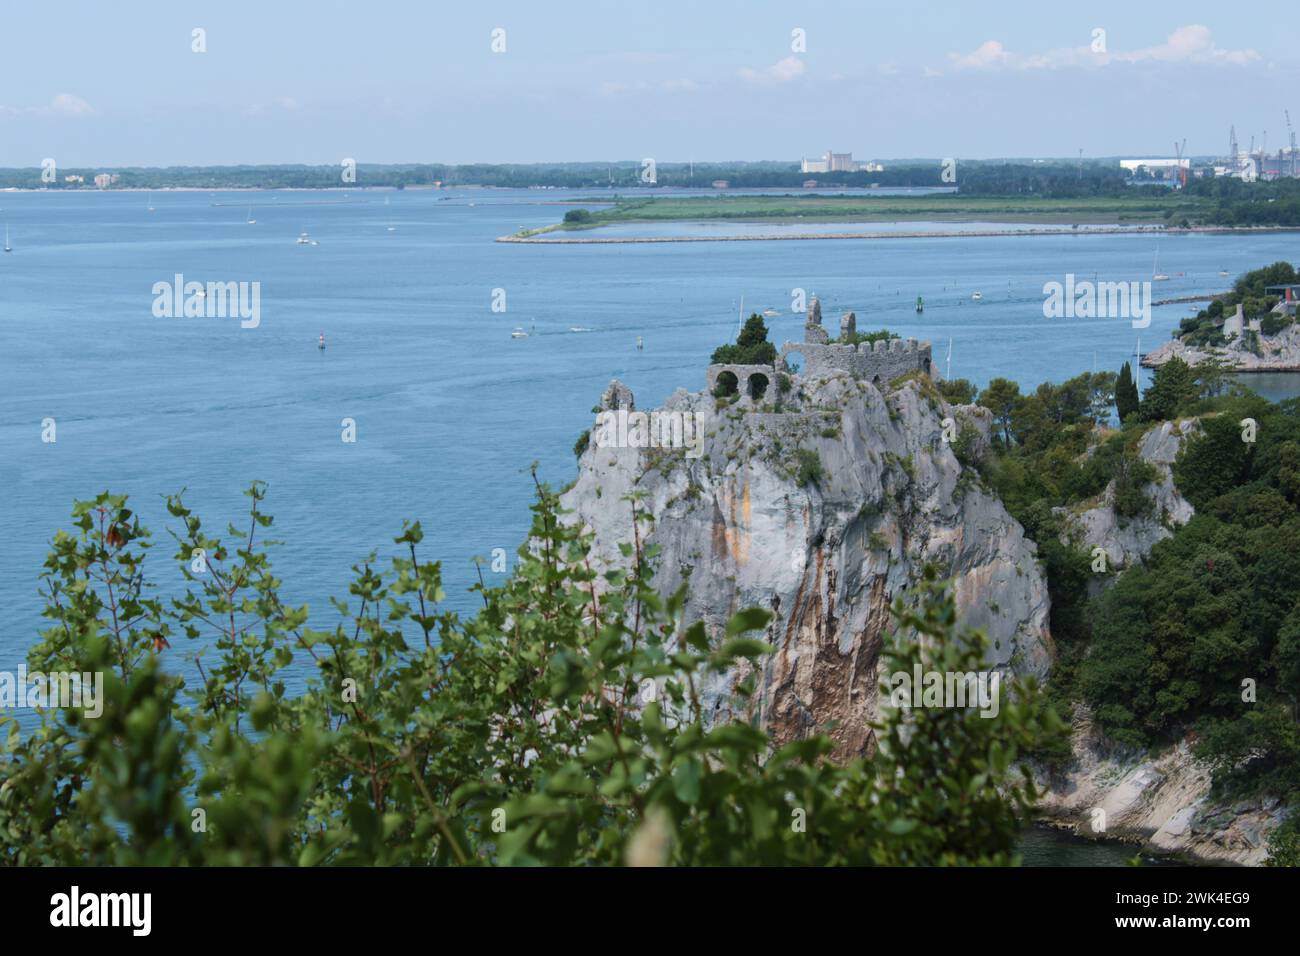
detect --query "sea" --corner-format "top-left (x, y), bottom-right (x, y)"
top-left (2, 185), bottom-right (1297, 673)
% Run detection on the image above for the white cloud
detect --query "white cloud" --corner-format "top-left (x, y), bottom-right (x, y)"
top-left (50, 93), bottom-right (94, 116)
top-left (0, 94), bottom-right (95, 117)
top-left (738, 55), bottom-right (806, 85)
top-left (948, 40), bottom-right (1011, 71)
top-left (946, 25), bottom-right (1259, 72)
top-left (1110, 25), bottom-right (1259, 65)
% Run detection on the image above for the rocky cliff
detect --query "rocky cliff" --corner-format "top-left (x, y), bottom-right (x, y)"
top-left (1053, 418), bottom-right (1199, 573)
top-left (1036, 707), bottom-right (1283, 865)
top-left (1142, 322), bottom-right (1300, 371)
top-left (1043, 416), bottom-right (1288, 864)
top-left (562, 370), bottom-right (1052, 760)
top-left (563, 372), bottom-right (1285, 861)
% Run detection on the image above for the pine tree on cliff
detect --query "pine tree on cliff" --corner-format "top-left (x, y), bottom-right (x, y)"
top-left (1115, 362), bottom-right (1140, 422)
top-left (711, 313), bottom-right (777, 366)
top-left (1140, 356), bottom-right (1196, 422)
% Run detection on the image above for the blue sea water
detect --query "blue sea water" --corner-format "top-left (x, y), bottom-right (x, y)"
top-left (1, 187), bottom-right (1297, 701)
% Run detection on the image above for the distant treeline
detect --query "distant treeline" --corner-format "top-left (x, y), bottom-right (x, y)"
top-left (0, 160), bottom-right (1177, 192)
top-left (3, 161), bottom-right (1298, 224)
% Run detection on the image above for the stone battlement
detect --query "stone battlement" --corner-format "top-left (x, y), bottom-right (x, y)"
top-left (779, 298), bottom-right (933, 383)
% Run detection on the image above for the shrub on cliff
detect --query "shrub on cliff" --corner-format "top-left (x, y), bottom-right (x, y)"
top-left (711, 313), bottom-right (777, 366)
top-left (0, 482), bottom-right (1061, 866)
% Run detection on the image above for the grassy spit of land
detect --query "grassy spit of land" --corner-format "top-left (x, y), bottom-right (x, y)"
top-left (507, 193), bottom-right (1211, 239)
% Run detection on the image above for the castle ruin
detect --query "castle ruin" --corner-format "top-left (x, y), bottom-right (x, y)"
top-left (704, 297), bottom-right (934, 404)
top-left (781, 298), bottom-right (933, 383)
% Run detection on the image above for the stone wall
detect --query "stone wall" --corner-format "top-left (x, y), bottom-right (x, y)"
top-left (781, 336), bottom-right (933, 382)
top-left (706, 363), bottom-right (776, 403)
top-left (779, 297), bottom-right (933, 383)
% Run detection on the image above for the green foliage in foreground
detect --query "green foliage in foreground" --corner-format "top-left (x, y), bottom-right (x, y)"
top-left (0, 481), bottom-right (1061, 866)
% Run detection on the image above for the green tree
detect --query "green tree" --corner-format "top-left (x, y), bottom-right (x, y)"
top-left (938, 378), bottom-right (977, 405)
top-left (1140, 356), bottom-right (1197, 422)
top-left (977, 378), bottom-right (1021, 446)
top-left (711, 313), bottom-right (778, 366)
top-left (1115, 362), bottom-right (1140, 422)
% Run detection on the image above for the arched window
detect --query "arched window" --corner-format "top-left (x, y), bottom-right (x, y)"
top-left (713, 370), bottom-right (739, 397)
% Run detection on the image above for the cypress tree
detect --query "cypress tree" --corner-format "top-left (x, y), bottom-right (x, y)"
top-left (1115, 362), bottom-right (1139, 422)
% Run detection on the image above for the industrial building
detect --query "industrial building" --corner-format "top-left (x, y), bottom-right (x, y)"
top-left (800, 151), bottom-right (883, 174)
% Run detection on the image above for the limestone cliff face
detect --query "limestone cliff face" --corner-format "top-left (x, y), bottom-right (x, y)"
top-left (1054, 418), bottom-right (1200, 572)
top-left (1042, 417), bottom-right (1289, 864)
top-left (1142, 322), bottom-right (1300, 371)
top-left (561, 372), bottom-right (1052, 760)
top-left (1036, 708), bottom-right (1284, 865)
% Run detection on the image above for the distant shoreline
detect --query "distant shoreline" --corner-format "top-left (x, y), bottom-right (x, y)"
top-left (498, 224), bottom-right (1300, 245)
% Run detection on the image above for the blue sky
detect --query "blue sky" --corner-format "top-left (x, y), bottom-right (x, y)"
top-left (1, 0), bottom-right (1295, 165)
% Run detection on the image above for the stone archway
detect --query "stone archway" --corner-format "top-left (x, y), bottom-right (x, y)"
top-left (713, 370), bottom-right (739, 397)
top-left (748, 372), bottom-right (770, 401)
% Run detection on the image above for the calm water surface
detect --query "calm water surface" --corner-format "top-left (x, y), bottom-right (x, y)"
top-left (1, 187), bottom-right (1296, 711)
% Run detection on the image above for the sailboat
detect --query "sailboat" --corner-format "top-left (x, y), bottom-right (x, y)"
top-left (915, 296), bottom-right (924, 313)
top-left (246, 206), bottom-right (256, 224)
top-left (636, 335), bottom-right (644, 351)
top-left (318, 332), bottom-right (326, 351)
top-left (147, 192), bottom-right (155, 213)
top-left (3, 225), bottom-right (10, 253)
top-left (1152, 249), bottom-right (1170, 282)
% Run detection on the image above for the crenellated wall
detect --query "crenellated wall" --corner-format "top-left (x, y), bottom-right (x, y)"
top-left (779, 298), bottom-right (933, 383)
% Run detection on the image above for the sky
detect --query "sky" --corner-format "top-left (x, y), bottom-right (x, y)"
top-left (1, 0), bottom-right (1296, 166)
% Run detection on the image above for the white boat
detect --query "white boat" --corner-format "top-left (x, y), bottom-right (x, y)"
top-left (971, 292), bottom-right (982, 301)
top-left (1219, 270), bottom-right (1230, 276)
top-left (3, 225), bottom-right (10, 253)
top-left (1152, 249), bottom-right (1169, 281)
top-left (147, 192), bottom-right (155, 213)
top-left (297, 231), bottom-right (312, 244)
top-left (568, 326), bottom-right (592, 333)
top-left (511, 327), bottom-right (529, 339)
top-left (762, 308), bottom-right (778, 317)
top-left (246, 206), bottom-right (256, 224)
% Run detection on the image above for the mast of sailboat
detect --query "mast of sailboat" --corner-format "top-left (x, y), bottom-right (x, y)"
top-left (738, 294), bottom-right (744, 336)
top-left (946, 338), bottom-right (952, 380)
